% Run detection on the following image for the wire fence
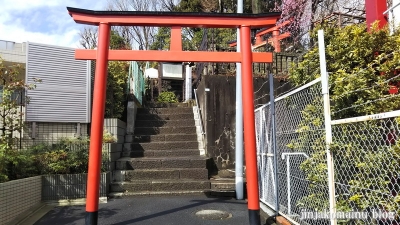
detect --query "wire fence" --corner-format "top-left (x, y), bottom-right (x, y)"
top-left (2, 121), bottom-right (122, 178)
top-left (255, 76), bottom-right (400, 224)
top-left (256, 78), bottom-right (328, 225)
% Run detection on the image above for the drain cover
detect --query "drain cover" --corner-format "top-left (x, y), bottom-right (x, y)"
top-left (195, 209), bottom-right (232, 220)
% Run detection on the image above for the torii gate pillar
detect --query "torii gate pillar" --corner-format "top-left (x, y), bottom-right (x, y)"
top-left (240, 25), bottom-right (261, 223)
top-left (365, 0), bottom-right (388, 30)
top-left (85, 22), bottom-right (110, 224)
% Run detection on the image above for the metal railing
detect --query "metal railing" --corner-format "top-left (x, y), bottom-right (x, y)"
top-left (194, 89), bottom-right (205, 135)
top-left (128, 61), bottom-right (145, 105)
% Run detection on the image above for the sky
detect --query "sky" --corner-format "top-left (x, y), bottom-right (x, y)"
top-left (0, 0), bottom-right (107, 48)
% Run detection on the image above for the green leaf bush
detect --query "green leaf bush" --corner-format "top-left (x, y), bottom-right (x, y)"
top-left (157, 91), bottom-right (178, 103)
top-left (0, 136), bottom-right (113, 183)
top-left (288, 23), bottom-right (400, 223)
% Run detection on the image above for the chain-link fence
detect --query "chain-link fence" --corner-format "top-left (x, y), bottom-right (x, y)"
top-left (256, 78), bottom-right (329, 225)
top-left (331, 114), bottom-right (400, 225)
top-left (256, 76), bottom-right (400, 224)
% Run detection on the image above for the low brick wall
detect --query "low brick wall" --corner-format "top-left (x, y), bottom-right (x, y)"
top-left (0, 176), bottom-right (41, 225)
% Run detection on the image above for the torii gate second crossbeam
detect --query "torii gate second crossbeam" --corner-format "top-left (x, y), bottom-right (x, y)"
top-left (67, 7), bottom-right (280, 225)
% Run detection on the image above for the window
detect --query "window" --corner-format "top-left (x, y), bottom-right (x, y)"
top-left (0, 86), bottom-right (26, 105)
top-left (0, 40), bottom-right (15, 50)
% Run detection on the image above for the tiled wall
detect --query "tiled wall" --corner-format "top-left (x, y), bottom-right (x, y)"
top-left (104, 118), bottom-right (126, 171)
top-left (0, 176), bottom-right (41, 225)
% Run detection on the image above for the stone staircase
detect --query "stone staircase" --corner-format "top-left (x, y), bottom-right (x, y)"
top-left (111, 105), bottom-right (211, 196)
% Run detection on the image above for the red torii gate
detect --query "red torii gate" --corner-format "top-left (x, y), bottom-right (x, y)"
top-left (229, 20), bottom-right (291, 52)
top-left (67, 7), bottom-right (280, 225)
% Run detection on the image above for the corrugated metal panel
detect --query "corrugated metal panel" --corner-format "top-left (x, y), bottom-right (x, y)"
top-left (26, 42), bottom-right (91, 123)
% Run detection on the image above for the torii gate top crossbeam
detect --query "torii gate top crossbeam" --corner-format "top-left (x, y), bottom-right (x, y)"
top-left (67, 7), bottom-right (280, 28)
top-left (67, 7), bottom-right (281, 63)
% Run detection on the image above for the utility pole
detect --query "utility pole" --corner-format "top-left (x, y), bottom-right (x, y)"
top-left (235, 0), bottom-right (244, 201)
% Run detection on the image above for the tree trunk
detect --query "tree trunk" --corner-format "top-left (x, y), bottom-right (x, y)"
top-left (252, 0), bottom-right (260, 13)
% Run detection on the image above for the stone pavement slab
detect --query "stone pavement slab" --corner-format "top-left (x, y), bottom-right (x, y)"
top-left (33, 195), bottom-right (252, 225)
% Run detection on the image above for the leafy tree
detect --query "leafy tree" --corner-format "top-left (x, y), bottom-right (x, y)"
top-left (150, 27), bottom-right (171, 51)
top-left (79, 28), bottom-right (130, 119)
top-left (106, 61), bottom-right (129, 119)
top-left (175, 0), bottom-right (203, 12)
top-left (0, 58), bottom-right (39, 182)
top-left (105, 31), bottom-right (131, 119)
top-left (110, 30), bottom-right (130, 50)
top-left (290, 23), bottom-right (400, 119)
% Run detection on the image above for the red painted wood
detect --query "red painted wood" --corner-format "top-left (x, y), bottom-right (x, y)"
top-left (75, 49), bottom-right (274, 63)
top-left (365, 0), bottom-right (388, 30)
top-left (86, 22), bottom-right (110, 213)
top-left (240, 26), bottom-right (260, 211)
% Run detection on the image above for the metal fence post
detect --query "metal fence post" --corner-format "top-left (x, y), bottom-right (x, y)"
top-left (269, 73), bottom-right (279, 216)
top-left (285, 155), bottom-right (291, 215)
top-left (318, 30), bottom-right (337, 225)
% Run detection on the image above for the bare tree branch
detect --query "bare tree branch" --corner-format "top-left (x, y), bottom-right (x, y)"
top-left (79, 26), bottom-right (98, 49)
top-left (107, 0), bottom-right (161, 50)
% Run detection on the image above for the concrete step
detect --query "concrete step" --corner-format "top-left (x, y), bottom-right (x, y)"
top-left (116, 156), bottom-right (207, 170)
top-left (110, 180), bottom-right (211, 193)
top-left (134, 126), bottom-right (196, 135)
top-left (144, 102), bottom-right (190, 108)
top-left (135, 119), bottom-right (194, 128)
top-left (129, 141), bottom-right (199, 151)
top-left (137, 107), bottom-right (193, 115)
top-left (109, 190), bottom-right (207, 197)
top-left (129, 149), bottom-right (200, 157)
top-left (209, 178), bottom-right (237, 197)
top-left (136, 113), bottom-right (194, 121)
top-left (210, 178), bottom-right (236, 190)
top-left (126, 134), bottom-right (198, 143)
top-left (114, 168), bottom-right (208, 181)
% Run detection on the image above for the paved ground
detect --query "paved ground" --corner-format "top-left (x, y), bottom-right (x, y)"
top-left (32, 195), bottom-right (256, 225)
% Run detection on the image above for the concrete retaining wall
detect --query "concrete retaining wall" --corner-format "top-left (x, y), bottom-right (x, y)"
top-left (197, 75), bottom-right (291, 170)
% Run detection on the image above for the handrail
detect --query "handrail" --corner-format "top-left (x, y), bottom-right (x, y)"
top-left (194, 89), bottom-right (205, 134)
top-left (383, 1), bottom-right (400, 14)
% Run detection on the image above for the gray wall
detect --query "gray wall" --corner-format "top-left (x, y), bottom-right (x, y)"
top-left (197, 75), bottom-right (291, 171)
